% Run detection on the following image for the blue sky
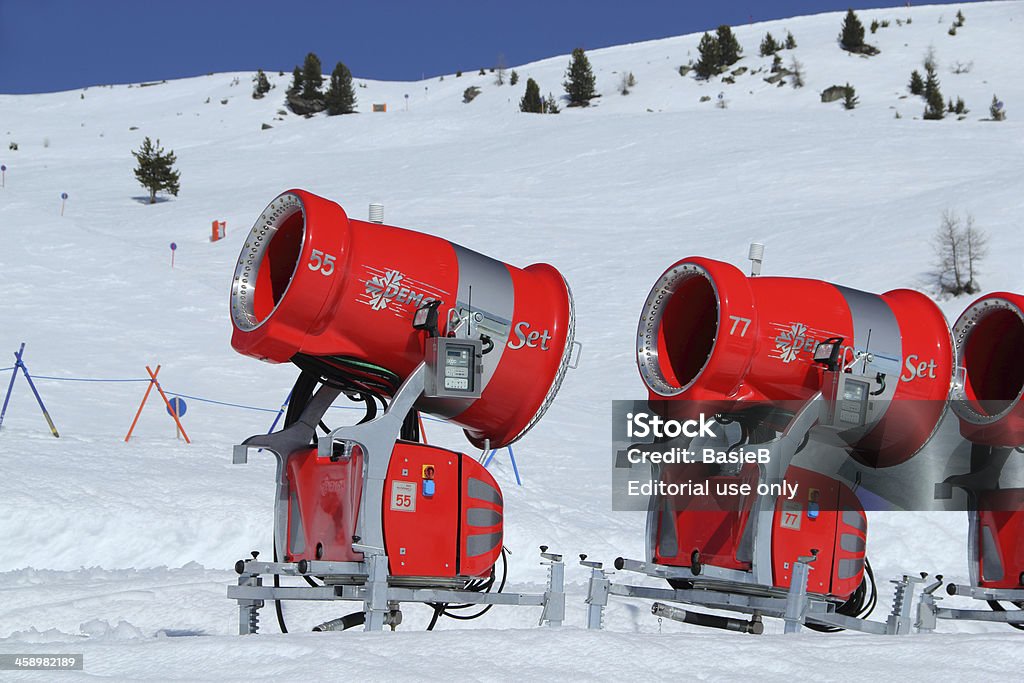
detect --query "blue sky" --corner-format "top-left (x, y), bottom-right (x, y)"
top-left (0, 1), bottom-right (969, 94)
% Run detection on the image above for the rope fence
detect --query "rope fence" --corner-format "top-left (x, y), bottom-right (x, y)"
top-left (0, 352), bottom-right (520, 483)
top-left (0, 366), bottom-right (454, 421)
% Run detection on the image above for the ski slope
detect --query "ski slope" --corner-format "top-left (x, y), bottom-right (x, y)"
top-left (1, 2), bottom-right (1023, 679)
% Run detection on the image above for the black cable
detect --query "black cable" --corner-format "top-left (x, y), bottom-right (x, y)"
top-left (272, 542), bottom-right (288, 634)
top-left (425, 547), bottom-right (509, 628)
top-left (805, 557), bottom-right (876, 633)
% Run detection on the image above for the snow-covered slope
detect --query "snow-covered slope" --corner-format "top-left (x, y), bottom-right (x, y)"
top-left (1, 2), bottom-right (1022, 679)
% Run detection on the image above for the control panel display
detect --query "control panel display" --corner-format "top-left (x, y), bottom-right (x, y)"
top-left (425, 338), bottom-right (483, 399)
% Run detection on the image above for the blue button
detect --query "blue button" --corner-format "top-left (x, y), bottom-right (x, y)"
top-left (807, 502), bottom-right (820, 520)
top-left (423, 479), bottom-right (435, 497)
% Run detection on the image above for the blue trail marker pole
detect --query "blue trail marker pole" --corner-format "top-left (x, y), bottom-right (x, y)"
top-left (483, 445), bottom-right (522, 486)
top-left (0, 343), bottom-right (60, 437)
top-left (267, 390), bottom-right (292, 434)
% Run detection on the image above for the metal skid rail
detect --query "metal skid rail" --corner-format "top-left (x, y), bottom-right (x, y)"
top-left (916, 578), bottom-right (1024, 631)
top-left (230, 547), bottom-right (566, 634)
top-left (581, 555), bottom-right (930, 635)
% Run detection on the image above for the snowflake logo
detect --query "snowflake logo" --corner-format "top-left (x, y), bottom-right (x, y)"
top-left (775, 323), bottom-right (808, 364)
top-left (365, 270), bottom-right (403, 311)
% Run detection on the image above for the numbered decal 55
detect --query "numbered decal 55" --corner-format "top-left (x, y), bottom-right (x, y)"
top-left (390, 481), bottom-right (417, 512)
top-left (308, 249), bottom-right (336, 276)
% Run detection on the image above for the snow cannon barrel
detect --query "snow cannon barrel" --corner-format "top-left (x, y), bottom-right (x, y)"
top-left (950, 293), bottom-right (1024, 447)
top-left (229, 189), bottom-right (575, 449)
top-left (636, 257), bottom-right (954, 467)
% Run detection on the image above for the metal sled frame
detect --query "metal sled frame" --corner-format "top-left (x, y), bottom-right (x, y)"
top-left (585, 393), bottom-right (926, 635)
top-left (227, 363), bottom-right (565, 633)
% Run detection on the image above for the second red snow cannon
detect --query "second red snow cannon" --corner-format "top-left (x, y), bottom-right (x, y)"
top-left (227, 190), bottom-right (575, 633)
top-left (585, 253), bottom-right (965, 635)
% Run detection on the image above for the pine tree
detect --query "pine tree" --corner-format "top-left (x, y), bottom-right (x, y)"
top-left (909, 70), bottom-right (925, 96)
top-left (563, 47), bottom-right (596, 106)
top-left (544, 92), bottom-right (560, 114)
top-left (694, 32), bottom-right (721, 79)
top-left (520, 78), bottom-right (543, 113)
top-left (253, 69), bottom-right (271, 99)
top-left (716, 25), bottom-right (742, 66)
top-left (132, 137), bottom-right (180, 204)
top-left (990, 94), bottom-right (1006, 121)
top-left (288, 66), bottom-right (303, 95)
top-left (785, 31), bottom-right (797, 49)
top-left (325, 62), bottom-right (357, 115)
top-left (923, 67), bottom-right (945, 120)
top-left (510, 70), bottom-right (519, 86)
top-left (839, 9), bottom-right (866, 51)
top-left (760, 32), bottom-right (780, 57)
top-left (301, 52), bottom-right (324, 101)
top-left (842, 83), bottom-right (859, 110)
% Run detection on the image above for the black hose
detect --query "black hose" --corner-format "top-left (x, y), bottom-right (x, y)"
top-left (805, 557), bottom-right (876, 633)
top-left (426, 547), bottom-right (509, 629)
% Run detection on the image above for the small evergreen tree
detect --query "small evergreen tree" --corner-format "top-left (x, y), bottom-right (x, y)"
top-left (716, 25), bottom-right (742, 66)
top-left (789, 56), bottom-right (805, 88)
top-left (252, 69), bottom-right (271, 99)
top-left (990, 94), bottom-right (1006, 121)
top-left (842, 83), bottom-right (859, 110)
top-left (563, 47), bottom-right (596, 106)
top-left (760, 32), bottom-right (781, 57)
top-left (909, 70), bottom-right (925, 96)
top-left (544, 92), bottom-right (560, 114)
top-left (324, 62), bottom-right (357, 115)
top-left (520, 78), bottom-right (543, 113)
top-left (870, 19), bottom-right (880, 34)
top-left (301, 52), bottom-right (324, 101)
top-left (771, 53), bottom-right (783, 73)
top-left (839, 9), bottom-right (866, 51)
top-left (694, 32), bottom-right (721, 79)
top-left (495, 54), bottom-right (507, 85)
top-left (478, 67), bottom-right (486, 75)
top-left (785, 31), bottom-right (797, 49)
top-left (956, 9), bottom-right (965, 26)
top-left (132, 137), bottom-right (180, 204)
top-left (924, 67), bottom-right (945, 119)
top-left (510, 70), bottom-right (519, 86)
top-left (288, 66), bottom-right (303, 95)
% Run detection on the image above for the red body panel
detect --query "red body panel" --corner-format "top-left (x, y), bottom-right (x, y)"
top-left (977, 490), bottom-right (1024, 590)
top-left (654, 466), bottom-right (866, 600)
top-left (284, 447), bottom-right (364, 563)
top-left (230, 189), bottom-right (573, 449)
top-left (283, 441), bottom-right (502, 579)
top-left (654, 463), bottom-right (758, 571)
top-left (770, 468), bottom-right (867, 600)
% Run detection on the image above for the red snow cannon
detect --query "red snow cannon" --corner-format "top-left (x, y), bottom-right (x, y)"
top-left (949, 293), bottom-right (1024, 447)
top-left (636, 257), bottom-right (954, 467)
top-left (229, 189), bottom-right (575, 449)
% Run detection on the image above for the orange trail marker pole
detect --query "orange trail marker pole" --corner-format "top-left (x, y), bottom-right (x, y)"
top-left (125, 364), bottom-right (159, 442)
top-left (124, 365), bottom-right (191, 443)
top-left (147, 365), bottom-right (190, 444)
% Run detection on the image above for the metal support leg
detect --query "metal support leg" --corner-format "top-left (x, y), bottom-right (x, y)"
top-left (236, 575), bottom-right (264, 635)
top-left (363, 553), bottom-right (390, 632)
top-left (581, 556), bottom-right (609, 630)
top-left (783, 556), bottom-right (813, 634)
top-left (539, 548), bottom-right (565, 627)
top-left (887, 574), bottom-right (925, 635)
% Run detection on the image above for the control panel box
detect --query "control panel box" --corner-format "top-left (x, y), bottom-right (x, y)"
top-left (425, 337), bottom-right (484, 399)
